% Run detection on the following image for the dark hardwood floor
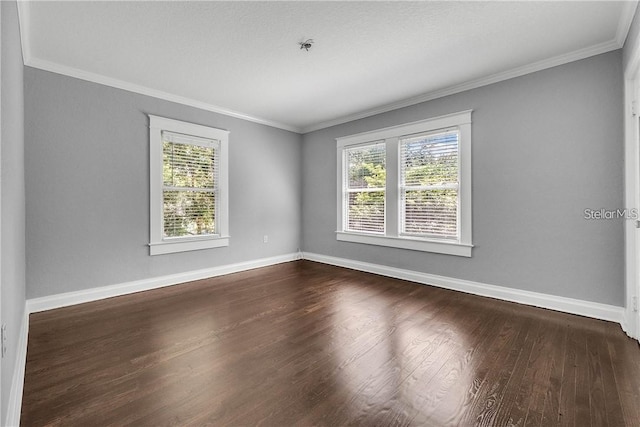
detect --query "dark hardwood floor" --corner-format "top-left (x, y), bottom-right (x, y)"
top-left (22, 260), bottom-right (640, 426)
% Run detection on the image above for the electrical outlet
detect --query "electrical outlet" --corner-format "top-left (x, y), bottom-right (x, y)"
top-left (633, 296), bottom-right (638, 312)
top-left (263, 235), bottom-right (268, 243)
top-left (1, 324), bottom-right (6, 358)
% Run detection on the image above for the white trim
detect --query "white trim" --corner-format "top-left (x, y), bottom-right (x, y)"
top-left (11, 249), bottom-right (627, 426)
top-left (24, 56), bottom-right (299, 133)
top-left (617, 1), bottom-right (639, 48)
top-left (624, 3), bottom-right (640, 81)
top-left (15, 0), bottom-right (28, 67)
top-left (302, 40), bottom-right (621, 133)
top-left (623, 10), bottom-right (640, 341)
top-left (149, 115), bottom-right (230, 140)
top-left (149, 236), bottom-right (230, 256)
top-left (621, 310), bottom-right (637, 340)
top-left (5, 310), bottom-right (28, 427)
top-left (335, 110), bottom-right (472, 147)
top-left (336, 232), bottom-right (472, 257)
top-left (336, 111), bottom-right (472, 256)
top-left (302, 252), bottom-right (625, 324)
top-left (0, 2), bottom-right (3, 422)
top-left (26, 253), bottom-right (301, 313)
top-left (22, 42), bottom-right (621, 136)
top-left (623, 77), bottom-right (639, 341)
top-left (149, 115), bottom-right (230, 255)
top-left (17, 0), bottom-right (632, 136)
top-left (12, 252), bottom-right (298, 425)
top-left (23, 251), bottom-right (626, 322)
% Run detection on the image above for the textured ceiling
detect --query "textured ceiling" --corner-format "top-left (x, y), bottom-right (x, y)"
top-left (19, 1), bottom-right (637, 132)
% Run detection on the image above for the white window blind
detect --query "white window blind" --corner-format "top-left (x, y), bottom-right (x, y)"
top-left (162, 131), bottom-right (220, 238)
top-left (336, 110), bottom-right (472, 257)
top-left (400, 130), bottom-right (459, 240)
top-left (344, 142), bottom-right (386, 233)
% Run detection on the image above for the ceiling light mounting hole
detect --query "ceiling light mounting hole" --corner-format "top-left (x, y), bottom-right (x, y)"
top-left (299, 39), bottom-right (314, 51)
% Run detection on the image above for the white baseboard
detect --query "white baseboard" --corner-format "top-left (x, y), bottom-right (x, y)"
top-left (302, 252), bottom-right (625, 324)
top-left (26, 250), bottom-right (626, 324)
top-left (5, 309), bottom-right (29, 427)
top-left (10, 252), bottom-right (299, 427)
top-left (27, 252), bottom-right (301, 313)
top-left (621, 308), bottom-right (639, 340)
top-left (10, 250), bottom-right (629, 427)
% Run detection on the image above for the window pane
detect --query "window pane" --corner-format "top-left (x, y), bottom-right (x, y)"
top-left (163, 190), bottom-right (216, 237)
top-left (346, 143), bottom-right (386, 189)
top-left (163, 141), bottom-right (216, 189)
top-left (347, 191), bottom-right (385, 233)
top-left (400, 130), bottom-right (459, 239)
top-left (402, 189), bottom-right (457, 238)
top-left (401, 131), bottom-right (458, 187)
top-left (344, 143), bottom-right (386, 233)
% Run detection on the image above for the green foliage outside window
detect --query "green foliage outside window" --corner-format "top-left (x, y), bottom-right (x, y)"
top-left (345, 132), bottom-right (459, 238)
top-left (163, 141), bottom-right (217, 238)
top-left (347, 145), bottom-right (386, 233)
top-left (402, 133), bottom-right (458, 238)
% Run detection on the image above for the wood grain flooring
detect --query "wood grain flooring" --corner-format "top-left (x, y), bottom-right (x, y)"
top-left (21, 260), bottom-right (640, 426)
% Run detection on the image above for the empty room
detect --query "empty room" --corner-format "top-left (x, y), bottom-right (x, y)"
top-left (2, 0), bottom-right (640, 426)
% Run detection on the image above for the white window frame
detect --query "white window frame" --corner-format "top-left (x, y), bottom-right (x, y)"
top-left (149, 115), bottom-right (229, 255)
top-left (336, 110), bottom-right (473, 257)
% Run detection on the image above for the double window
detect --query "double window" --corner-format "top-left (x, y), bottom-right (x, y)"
top-left (337, 110), bottom-right (472, 257)
top-left (149, 115), bottom-right (229, 255)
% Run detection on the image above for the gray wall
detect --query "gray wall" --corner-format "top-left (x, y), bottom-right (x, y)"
top-left (22, 39), bottom-right (628, 307)
top-left (302, 50), bottom-right (625, 306)
top-left (25, 68), bottom-right (302, 299)
top-left (1, 0), bottom-right (25, 423)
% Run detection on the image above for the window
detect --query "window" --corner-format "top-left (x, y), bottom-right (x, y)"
top-left (336, 110), bottom-right (472, 257)
top-left (344, 142), bottom-right (386, 234)
top-left (149, 115), bottom-right (229, 255)
top-left (400, 130), bottom-right (459, 239)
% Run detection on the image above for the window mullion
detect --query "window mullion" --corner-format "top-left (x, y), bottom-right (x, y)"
top-left (346, 187), bottom-right (386, 193)
top-left (401, 183), bottom-right (459, 191)
top-left (163, 186), bottom-right (215, 193)
top-left (458, 121), bottom-right (472, 245)
top-left (335, 110), bottom-right (472, 257)
top-left (385, 137), bottom-right (399, 237)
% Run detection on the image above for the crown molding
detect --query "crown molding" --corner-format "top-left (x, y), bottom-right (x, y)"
top-left (301, 38), bottom-right (622, 133)
top-left (303, 2), bottom-right (637, 133)
top-left (24, 57), bottom-right (302, 133)
top-left (617, 0), bottom-right (639, 47)
top-left (16, 0), bottom-right (635, 136)
top-left (16, 1), bottom-right (300, 134)
top-left (16, 0), bottom-right (30, 64)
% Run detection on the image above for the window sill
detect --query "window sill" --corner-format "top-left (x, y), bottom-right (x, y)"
top-left (336, 231), bottom-right (472, 257)
top-left (149, 236), bottom-right (230, 255)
